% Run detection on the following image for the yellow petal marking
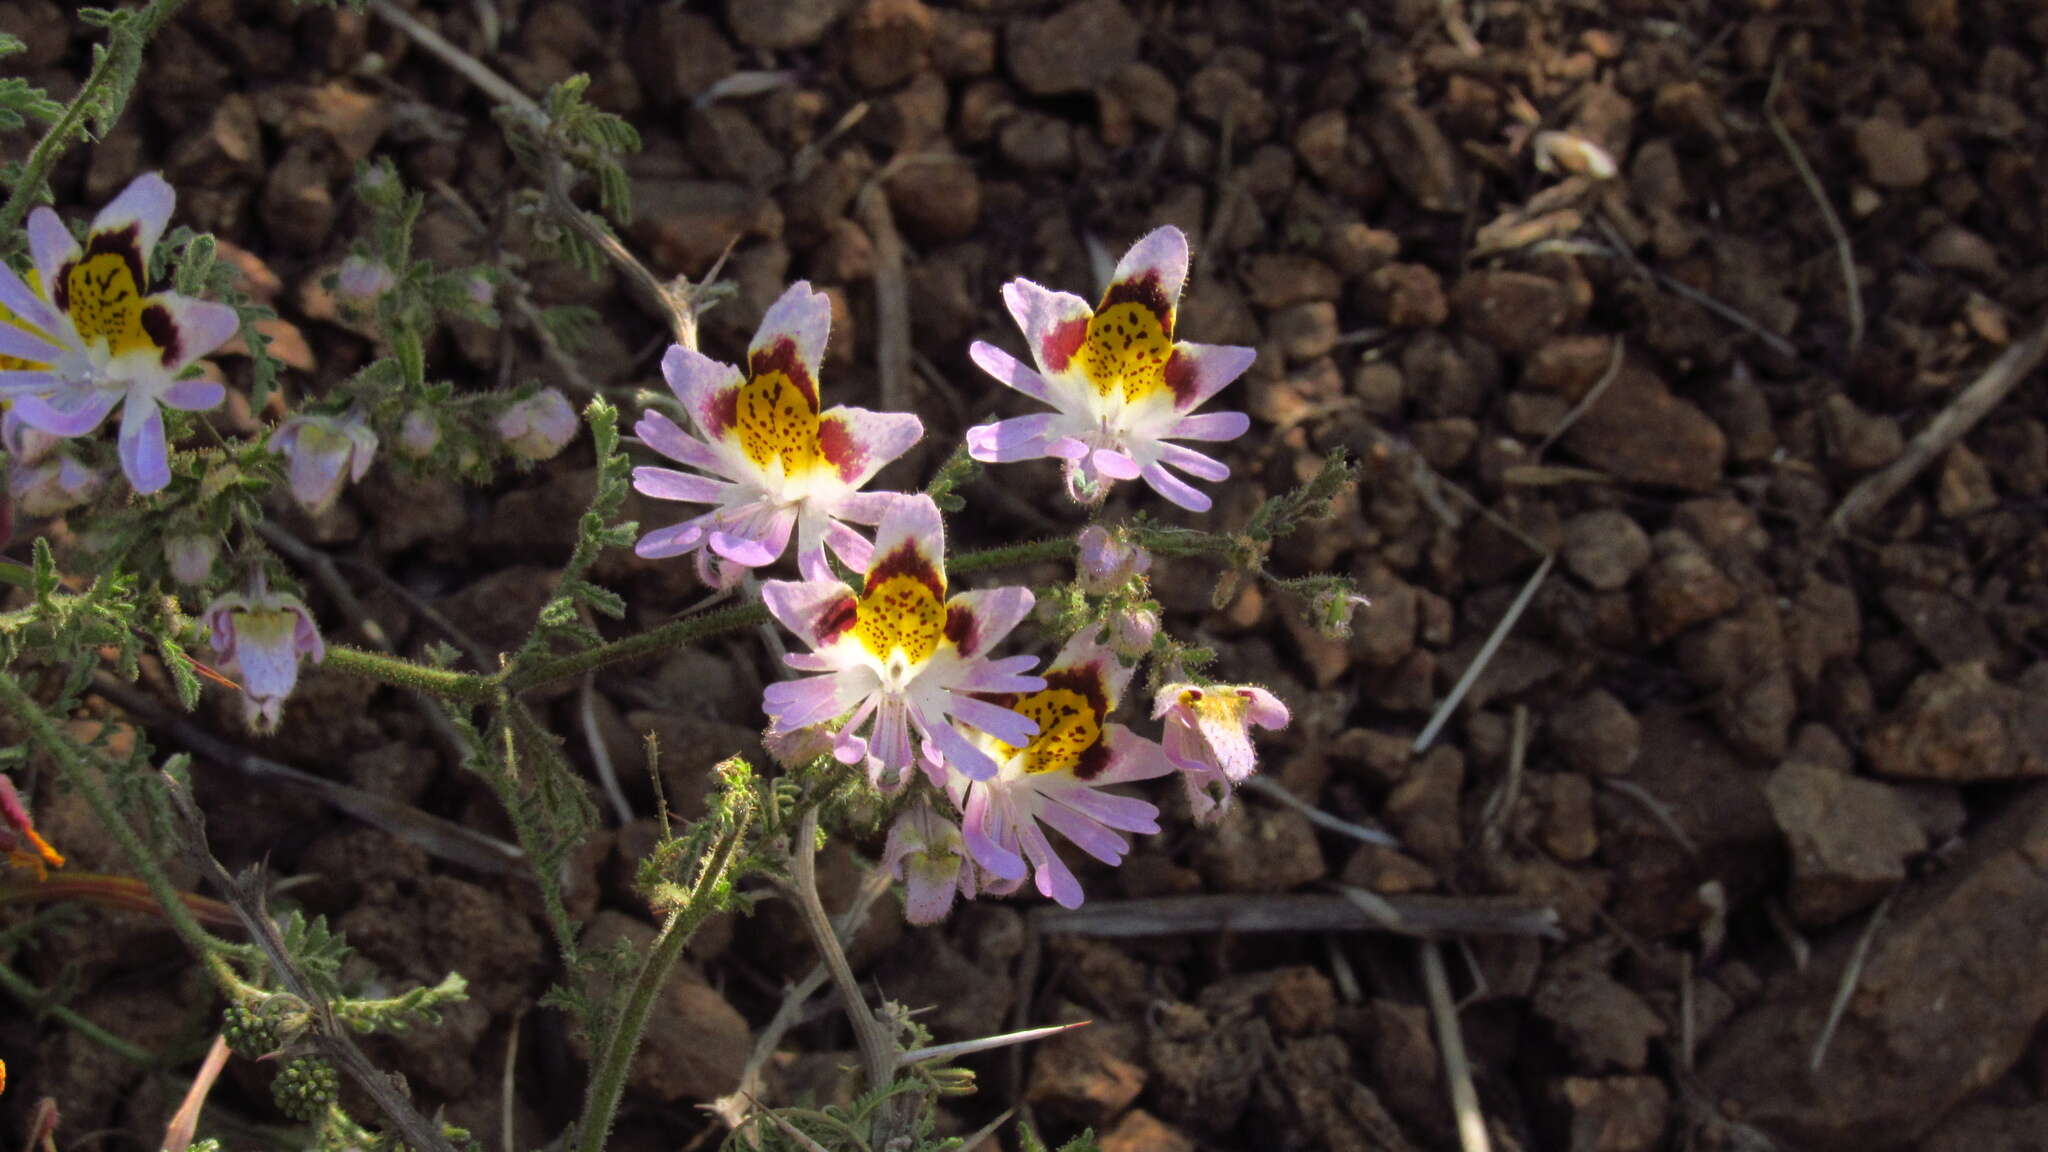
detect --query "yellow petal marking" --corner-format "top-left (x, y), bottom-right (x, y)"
top-left (65, 251), bottom-right (156, 358)
top-left (1079, 301), bottom-right (1174, 405)
top-left (1002, 685), bottom-right (1104, 775)
top-left (854, 573), bottom-right (944, 666)
top-left (734, 368), bottom-right (823, 473)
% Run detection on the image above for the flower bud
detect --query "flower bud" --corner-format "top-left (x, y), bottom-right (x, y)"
top-left (1108, 606), bottom-right (1158, 659)
top-left (495, 388), bottom-right (577, 461)
top-left (1075, 525), bottom-right (1151, 595)
top-left (165, 534), bottom-right (219, 586)
top-left (334, 257), bottom-right (397, 305)
top-left (465, 274), bottom-right (495, 308)
top-left (397, 408), bottom-right (441, 458)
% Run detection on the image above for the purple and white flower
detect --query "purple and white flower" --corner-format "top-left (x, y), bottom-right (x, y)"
top-left (164, 534), bottom-right (218, 586)
top-left (497, 387), bottom-right (577, 461)
top-left (882, 802), bottom-right (978, 925)
top-left (950, 626), bottom-right (1176, 909)
top-left (760, 495), bottom-right (1044, 791)
top-left (967, 226), bottom-right (1254, 511)
top-left (334, 256), bottom-right (397, 305)
top-left (1153, 682), bottom-right (1290, 824)
top-left (632, 282), bottom-right (922, 583)
top-left (0, 172), bottom-right (239, 494)
top-left (268, 407), bottom-right (377, 515)
top-left (202, 573), bottom-right (325, 733)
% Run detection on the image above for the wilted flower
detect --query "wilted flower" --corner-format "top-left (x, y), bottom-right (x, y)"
top-left (1074, 524), bottom-right (1150, 595)
top-left (760, 495), bottom-right (1044, 791)
top-left (268, 408), bottom-right (377, 515)
top-left (9, 453), bottom-right (102, 515)
top-left (334, 256), bottom-right (397, 305)
top-left (967, 226), bottom-right (1254, 511)
top-left (164, 533), bottom-right (217, 586)
top-left (202, 573), bottom-right (325, 733)
top-left (496, 387), bottom-right (577, 461)
top-left (1153, 682), bottom-right (1290, 824)
top-left (0, 772), bottom-right (64, 878)
top-left (0, 172), bottom-right (238, 494)
top-left (951, 626), bottom-right (1175, 908)
top-left (882, 802), bottom-right (978, 925)
top-left (633, 282), bottom-right (922, 582)
top-left (397, 408), bottom-right (440, 458)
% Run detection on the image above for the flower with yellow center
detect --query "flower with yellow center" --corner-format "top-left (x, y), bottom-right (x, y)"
top-left (760, 495), bottom-right (1045, 790)
top-left (1153, 681), bottom-right (1290, 823)
top-left (202, 573), bottom-right (326, 733)
top-left (966, 226), bottom-right (1256, 510)
top-left (0, 173), bottom-right (238, 494)
top-left (948, 626), bottom-right (1175, 909)
top-left (633, 282), bottom-right (923, 586)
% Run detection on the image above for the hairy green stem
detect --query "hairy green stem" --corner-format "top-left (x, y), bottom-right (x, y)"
top-left (0, 0), bottom-right (191, 240)
top-left (0, 671), bottom-right (243, 996)
top-left (320, 646), bottom-right (496, 702)
top-left (0, 955), bottom-right (159, 1066)
top-left (573, 812), bottom-right (747, 1152)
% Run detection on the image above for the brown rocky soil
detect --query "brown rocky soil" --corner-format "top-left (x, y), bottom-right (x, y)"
top-left (5, 1), bottom-right (2048, 1150)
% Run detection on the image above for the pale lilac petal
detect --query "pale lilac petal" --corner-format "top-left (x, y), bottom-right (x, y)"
top-left (1165, 342), bottom-right (1256, 411)
top-left (1243, 686), bottom-right (1290, 730)
top-left (0, 263), bottom-right (63, 338)
top-left (750, 280), bottom-right (831, 385)
top-left (0, 369), bottom-right (61, 396)
top-left (1045, 777), bottom-right (1164, 831)
top-left (660, 344), bottom-right (745, 437)
top-left (816, 405), bottom-right (922, 486)
top-left (1046, 436), bottom-right (1090, 461)
top-left (634, 514), bottom-right (711, 559)
top-left (160, 377), bottom-right (225, 412)
top-left (924, 716), bottom-right (999, 781)
top-left (1110, 225), bottom-right (1190, 306)
top-left (760, 578), bottom-right (859, 649)
top-left (1155, 441), bottom-right (1230, 482)
top-left (762, 673), bottom-right (864, 730)
top-left (1167, 410), bottom-right (1250, 442)
top-left (867, 494), bottom-right (944, 576)
top-left (835, 490), bottom-right (900, 525)
top-left (90, 171), bottom-right (175, 261)
top-left (1035, 800), bottom-right (1133, 866)
top-left (823, 519), bottom-right (874, 573)
top-left (870, 697), bottom-right (915, 778)
top-left (999, 279), bottom-right (1093, 376)
top-left (962, 786), bottom-right (1027, 881)
top-left (942, 586), bottom-right (1035, 657)
top-left (632, 465), bottom-right (729, 505)
top-left (708, 506), bottom-right (795, 566)
top-left (12, 388), bottom-right (119, 436)
top-left (1138, 460), bottom-right (1213, 513)
top-left (969, 340), bottom-right (1060, 405)
top-left (1091, 448), bottom-right (1141, 480)
top-left (118, 396), bottom-right (171, 494)
top-left (1018, 821), bottom-right (1084, 909)
top-left (291, 604), bottom-right (326, 663)
top-left (956, 652), bottom-right (1044, 694)
top-left (635, 408), bottom-right (731, 475)
top-left (902, 861), bottom-right (961, 925)
top-left (26, 208), bottom-right (77, 291)
top-left (967, 414), bottom-right (1061, 463)
top-left (1083, 726), bottom-right (1180, 785)
top-left (149, 296), bottom-right (240, 371)
top-left (0, 320), bottom-right (59, 364)
top-left (947, 694), bottom-right (1038, 749)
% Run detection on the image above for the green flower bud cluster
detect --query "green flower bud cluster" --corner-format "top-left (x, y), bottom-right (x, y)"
top-left (272, 1057), bottom-right (340, 1123)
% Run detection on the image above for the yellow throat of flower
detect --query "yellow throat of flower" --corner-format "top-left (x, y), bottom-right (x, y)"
top-left (734, 367), bottom-right (824, 474)
top-left (854, 572), bottom-right (944, 667)
top-left (65, 250), bottom-right (159, 359)
top-left (1079, 300), bottom-right (1174, 405)
top-left (1002, 684), bottom-right (1104, 775)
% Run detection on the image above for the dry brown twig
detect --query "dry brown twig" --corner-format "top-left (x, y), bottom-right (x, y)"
top-left (1421, 940), bottom-right (1493, 1152)
top-left (160, 1033), bottom-right (231, 1152)
top-left (1810, 891), bottom-right (1894, 1072)
top-left (1764, 58), bottom-right (1864, 356)
top-left (1040, 891), bottom-right (1562, 940)
top-left (1829, 316), bottom-right (2048, 534)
